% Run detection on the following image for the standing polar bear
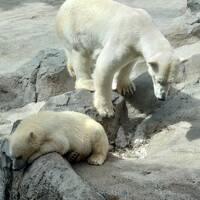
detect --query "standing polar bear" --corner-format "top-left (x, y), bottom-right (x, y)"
top-left (2, 111), bottom-right (109, 170)
top-left (56, 0), bottom-right (180, 117)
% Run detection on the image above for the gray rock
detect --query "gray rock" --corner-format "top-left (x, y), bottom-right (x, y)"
top-left (0, 49), bottom-right (74, 111)
top-left (0, 151), bottom-right (105, 200)
top-left (35, 49), bottom-right (74, 101)
top-left (131, 53), bottom-right (200, 144)
top-left (41, 90), bottom-right (126, 144)
top-left (117, 0), bottom-right (187, 18)
top-left (188, 0), bottom-right (200, 12)
top-left (74, 158), bottom-right (200, 200)
top-left (175, 41), bottom-right (200, 62)
top-left (115, 126), bottom-right (129, 149)
top-left (0, 102), bottom-right (45, 136)
top-left (9, 153), bottom-right (105, 200)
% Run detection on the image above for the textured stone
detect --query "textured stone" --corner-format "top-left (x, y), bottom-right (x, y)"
top-left (0, 102), bottom-right (45, 136)
top-left (188, 0), bottom-right (200, 12)
top-left (0, 152), bottom-right (105, 200)
top-left (0, 49), bottom-right (74, 111)
top-left (9, 153), bottom-right (105, 200)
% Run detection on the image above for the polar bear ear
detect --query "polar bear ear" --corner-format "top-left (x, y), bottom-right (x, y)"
top-left (148, 61), bottom-right (159, 72)
top-left (28, 132), bottom-right (37, 144)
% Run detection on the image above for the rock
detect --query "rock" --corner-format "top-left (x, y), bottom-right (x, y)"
top-left (0, 160), bottom-right (12, 200)
top-left (14, 154), bottom-right (105, 200)
top-left (0, 49), bottom-right (74, 111)
top-left (0, 152), bottom-right (105, 200)
top-left (188, 0), bottom-right (200, 12)
top-left (176, 53), bottom-right (200, 83)
top-left (117, 0), bottom-right (187, 18)
top-left (41, 90), bottom-right (126, 144)
top-left (74, 156), bottom-right (200, 200)
top-left (131, 52), bottom-right (200, 143)
top-left (115, 126), bottom-right (129, 149)
top-left (175, 41), bottom-right (200, 62)
top-left (35, 49), bottom-right (74, 101)
top-left (0, 102), bottom-right (45, 136)
top-left (116, 0), bottom-right (200, 47)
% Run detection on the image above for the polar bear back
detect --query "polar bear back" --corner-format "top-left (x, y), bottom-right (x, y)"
top-left (56, 0), bottom-right (155, 52)
top-left (14, 111), bottom-right (105, 153)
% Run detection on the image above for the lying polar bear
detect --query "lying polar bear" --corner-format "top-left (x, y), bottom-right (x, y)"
top-left (2, 111), bottom-right (109, 170)
top-left (56, 0), bottom-right (180, 117)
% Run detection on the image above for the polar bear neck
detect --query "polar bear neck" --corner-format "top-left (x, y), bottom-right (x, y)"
top-left (138, 29), bottom-right (172, 62)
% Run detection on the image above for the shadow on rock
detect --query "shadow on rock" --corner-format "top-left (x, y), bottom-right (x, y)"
top-left (74, 152), bottom-right (200, 200)
top-left (126, 70), bottom-right (200, 144)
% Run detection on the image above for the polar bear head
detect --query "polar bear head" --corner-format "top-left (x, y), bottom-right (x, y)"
top-left (2, 131), bottom-right (40, 170)
top-left (147, 51), bottom-right (180, 101)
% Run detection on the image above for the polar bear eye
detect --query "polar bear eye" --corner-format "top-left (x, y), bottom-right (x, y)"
top-left (149, 62), bottom-right (159, 73)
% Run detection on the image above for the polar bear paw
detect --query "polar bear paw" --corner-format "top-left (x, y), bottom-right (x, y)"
top-left (94, 102), bottom-right (114, 117)
top-left (117, 81), bottom-right (136, 96)
top-left (75, 79), bottom-right (94, 91)
top-left (87, 154), bottom-right (105, 165)
top-left (68, 151), bottom-right (80, 162)
top-left (94, 93), bottom-right (115, 117)
top-left (97, 106), bottom-right (114, 118)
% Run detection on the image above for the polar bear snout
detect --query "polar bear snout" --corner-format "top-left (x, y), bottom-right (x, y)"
top-left (157, 92), bottom-right (166, 101)
top-left (153, 81), bottom-right (168, 101)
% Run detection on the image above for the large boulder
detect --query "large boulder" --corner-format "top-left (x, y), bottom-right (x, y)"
top-left (188, 0), bottom-right (200, 12)
top-left (0, 49), bottom-right (74, 111)
top-left (0, 102), bottom-right (45, 136)
top-left (0, 151), bottom-right (105, 200)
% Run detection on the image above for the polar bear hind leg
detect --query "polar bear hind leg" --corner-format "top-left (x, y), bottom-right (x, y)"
top-left (28, 135), bottom-right (70, 163)
top-left (87, 126), bottom-right (109, 165)
top-left (71, 50), bottom-right (94, 91)
top-left (116, 62), bottom-right (136, 96)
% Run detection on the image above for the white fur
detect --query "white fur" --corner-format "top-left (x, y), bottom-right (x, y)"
top-left (7, 111), bottom-right (109, 168)
top-left (56, 0), bottom-right (180, 117)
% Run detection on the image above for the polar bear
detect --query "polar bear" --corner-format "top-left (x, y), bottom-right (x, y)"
top-left (56, 0), bottom-right (180, 117)
top-left (1, 111), bottom-right (109, 170)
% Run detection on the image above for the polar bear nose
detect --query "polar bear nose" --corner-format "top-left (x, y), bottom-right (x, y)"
top-left (12, 157), bottom-right (27, 170)
top-left (157, 92), bottom-right (166, 101)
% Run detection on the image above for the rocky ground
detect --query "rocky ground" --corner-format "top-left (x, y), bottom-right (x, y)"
top-left (1, 0), bottom-right (200, 200)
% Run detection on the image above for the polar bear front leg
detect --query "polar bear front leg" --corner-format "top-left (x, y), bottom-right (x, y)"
top-left (93, 56), bottom-right (116, 117)
top-left (117, 62), bottom-right (136, 96)
top-left (93, 43), bottom-right (132, 117)
top-left (72, 50), bottom-right (94, 91)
